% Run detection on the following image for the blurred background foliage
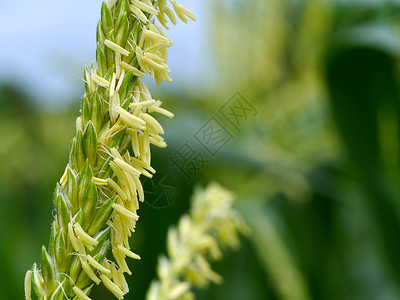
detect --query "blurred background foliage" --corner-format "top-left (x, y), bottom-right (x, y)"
top-left (3, 0), bottom-right (400, 299)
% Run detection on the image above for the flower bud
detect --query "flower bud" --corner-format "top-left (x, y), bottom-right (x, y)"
top-left (83, 121), bottom-right (98, 166)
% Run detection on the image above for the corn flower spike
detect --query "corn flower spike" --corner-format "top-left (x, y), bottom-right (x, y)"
top-left (26, 0), bottom-right (194, 299)
top-left (146, 183), bottom-right (249, 300)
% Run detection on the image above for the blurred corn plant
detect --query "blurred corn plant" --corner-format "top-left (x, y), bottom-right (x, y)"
top-left (4, 0), bottom-right (400, 299)
top-left (162, 0), bottom-right (400, 300)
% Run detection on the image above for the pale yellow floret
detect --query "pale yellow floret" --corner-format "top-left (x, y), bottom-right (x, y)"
top-left (87, 255), bottom-right (112, 275)
top-left (141, 113), bottom-right (165, 134)
top-left (148, 105), bottom-right (174, 118)
top-left (76, 237), bottom-right (87, 256)
top-left (93, 177), bottom-right (108, 186)
top-left (104, 39), bottom-right (130, 56)
top-left (131, 105), bottom-right (142, 117)
top-left (102, 260), bottom-right (112, 279)
top-left (143, 29), bottom-right (170, 44)
top-left (60, 167), bottom-right (68, 186)
top-left (32, 264), bottom-right (44, 295)
top-left (137, 52), bottom-right (150, 74)
top-left (112, 203), bottom-right (139, 221)
top-left (114, 158), bottom-right (141, 176)
top-left (132, 175), bottom-right (144, 202)
top-left (149, 135), bottom-right (167, 148)
top-left (110, 147), bottom-right (124, 161)
top-left (144, 42), bottom-right (169, 53)
top-left (129, 5), bottom-right (149, 23)
top-left (106, 178), bottom-right (128, 201)
top-left (91, 74), bottom-right (110, 88)
top-left (85, 67), bottom-right (96, 93)
top-left (142, 55), bottom-right (167, 70)
top-left (73, 286), bottom-right (92, 300)
top-left (155, 4), bottom-right (169, 29)
top-left (109, 162), bottom-right (130, 194)
top-left (171, 1), bottom-right (196, 22)
top-left (107, 0), bottom-right (118, 9)
top-left (130, 132), bottom-right (140, 158)
top-left (131, 0), bottom-right (158, 14)
top-left (110, 262), bottom-right (119, 282)
top-left (81, 260), bottom-right (101, 285)
top-left (119, 61), bottom-right (144, 77)
top-left (112, 248), bottom-right (131, 275)
top-left (133, 85), bottom-right (142, 102)
top-left (24, 270), bottom-right (32, 300)
top-left (109, 93), bottom-right (121, 124)
top-left (129, 99), bottom-right (156, 109)
top-left (115, 106), bottom-right (146, 130)
top-left (115, 53), bottom-right (122, 78)
top-left (168, 282), bottom-right (191, 300)
top-left (116, 267), bottom-right (129, 294)
top-left (76, 116), bottom-right (83, 133)
top-left (68, 222), bottom-right (80, 254)
top-left (144, 52), bottom-right (165, 64)
top-left (74, 223), bottom-right (98, 249)
top-left (100, 274), bottom-right (125, 299)
top-left (116, 70), bottom-right (125, 91)
top-left (117, 245), bottom-right (141, 260)
top-left (110, 73), bottom-right (117, 97)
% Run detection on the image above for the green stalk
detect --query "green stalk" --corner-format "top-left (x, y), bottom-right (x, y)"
top-left (24, 1), bottom-right (195, 299)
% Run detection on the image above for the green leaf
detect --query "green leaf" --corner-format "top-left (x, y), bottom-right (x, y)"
top-left (325, 26), bottom-right (400, 283)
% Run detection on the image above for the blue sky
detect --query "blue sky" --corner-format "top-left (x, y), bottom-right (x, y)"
top-left (0, 0), bottom-right (210, 107)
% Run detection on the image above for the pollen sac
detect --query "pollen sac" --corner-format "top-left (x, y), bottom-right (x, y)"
top-left (81, 94), bottom-right (91, 125)
top-left (90, 91), bottom-right (104, 132)
top-left (32, 263), bottom-right (45, 297)
top-left (69, 138), bottom-right (78, 171)
top-left (84, 66), bottom-right (93, 95)
top-left (48, 222), bottom-right (57, 257)
top-left (83, 121), bottom-right (98, 166)
top-left (57, 192), bottom-right (71, 232)
top-left (77, 161), bottom-right (94, 206)
top-left (96, 44), bottom-right (107, 78)
top-left (109, 127), bottom-right (127, 149)
top-left (68, 255), bottom-right (82, 283)
top-left (41, 246), bottom-right (56, 294)
top-left (104, 32), bottom-right (116, 71)
top-left (76, 130), bottom-right (86, 171)
top-left (88, 197), bottom-right (116, 236)
top-left (115, 0), bottom-right (129, 25)
top-left (101, 1), bottom-right (113, 34)
top-left (115, 13), bottom-right (130, 47)
top-left (118, 71), bottom-right (135, 101)
top-left (97, 21), bottom-right (106, 45)
top-left (74, 210), bottom-right (84, 228)
top-left (76, 262), bottom-right (94, 289)
top-left (55, 231), bottom-right (67, 274)
top-left (82, 182), bottom-right (98, 230)
top-left (91, 227), bottom-right (112, 255)
top-left (66, 167), bottom-right (78, 211)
